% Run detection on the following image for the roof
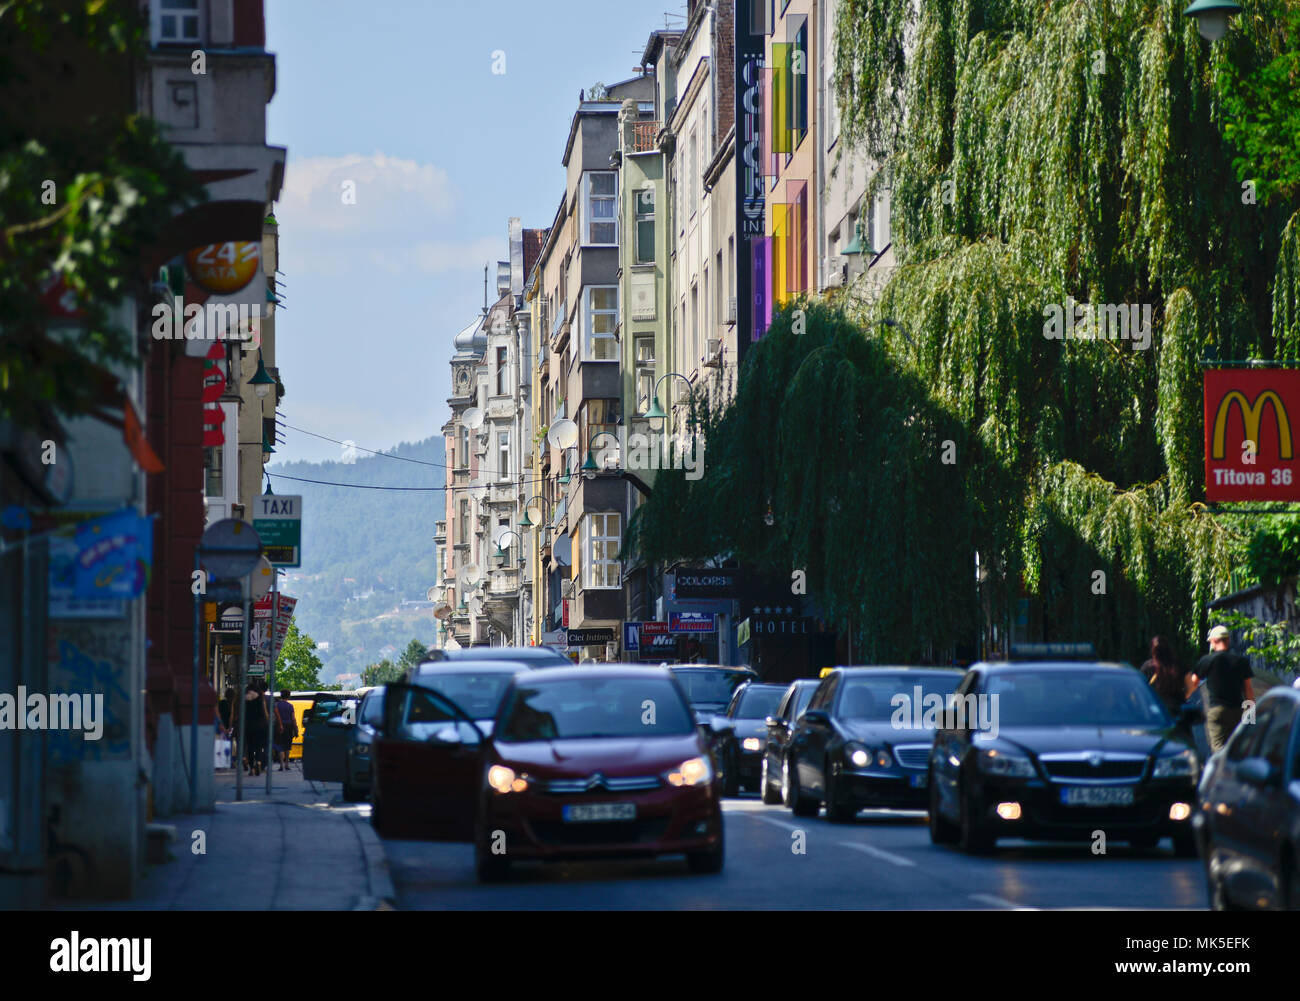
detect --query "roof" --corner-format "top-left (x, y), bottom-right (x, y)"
top-left (827, 665), bottom-right (964, 674)
top-left (515, 665), bottom-right (675, 683)
top-left (522, 228), bottom-right (547, 286)
top-left (668, 664), bottom-right (756, 674)
top-left (412, 661), bottom-right (534, 676)
top-left (971, 661), bottom-right (1135, 673)
top-left (452, 315), bottom-right (485, 355)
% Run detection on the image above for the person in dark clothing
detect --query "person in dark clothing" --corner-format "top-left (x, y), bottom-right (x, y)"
top-left (217, 688), bottom-right (235, 735)
top-left (1140, 635), bottom-right (1198, 717)
top-left (1195, 625), bottom-right (1256, 753)
top-left (243, 683), bottom-right (270, 776)
top-left (273, 690), bottom-right (297, 770)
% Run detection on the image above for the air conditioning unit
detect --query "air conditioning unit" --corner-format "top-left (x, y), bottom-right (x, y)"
top-left (561, 579), bottom-right (575, 598)
top-left (726, 297), bottom-right (737, 324)
top-left (704, 337), bottom-right (722, 368)
top-left (524, 453), bottom-right (534, 468)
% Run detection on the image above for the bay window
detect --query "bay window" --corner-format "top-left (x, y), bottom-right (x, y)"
top-left (584, 286), bottom-right (618, 360)
top-left (584, 512), bottom-right (621, 590)
top-left (583, 171), bottom-right (618, 245)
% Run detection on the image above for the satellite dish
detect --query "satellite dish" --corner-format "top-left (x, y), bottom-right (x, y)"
top-left (463, 407), bottom-right (484, 430)
top-left (426, 586), bottom-right (438, 601)
top-left (547, 418), bottom-right (579, 450)
top-left (459, 563), bottom-right (482, 587)
top-left (434, 602), bottom-right (453, 620)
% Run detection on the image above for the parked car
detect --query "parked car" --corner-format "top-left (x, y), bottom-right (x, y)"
top-left (340, 686), bottom-right (385, 801)
top-left (419, 645), bottom-right (571, 668)
top-left (708, 682), bottom-right (787, 796)
top-left (370, 660), bottom-right (536, 835)
top-left (785, 667), bottom-right (963, 820)
top-left (928, 660), bottom-right (1202, 854)
top-left (667, 665), bottom-right (758, 725)
top-left (300, 691), bottom-right (361, 782)
top-left (1194, 685), bottom-right (1300, 910)
top-left (760, 679), bottom-right (819, 804)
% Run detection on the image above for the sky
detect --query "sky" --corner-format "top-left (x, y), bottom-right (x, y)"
top-left (264, 0), bottom-right (684, 466)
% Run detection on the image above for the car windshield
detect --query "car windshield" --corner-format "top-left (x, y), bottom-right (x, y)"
top-left (360, 690), bottom-right (385, 727)
top-left (416, 671), bottom-right (514, 720)
top-left (672, 670), bottom-right (749, 705)
top-left (497, 677), bottom-right (694, 742)
top-left (837, 673), bottom-right (960, 721)
top-left (792, 685), bottom-right (816, 717)
top-left (985, 669), bottom-right (1169, 727)
top-left (736, 686), bottom-right (785, 719)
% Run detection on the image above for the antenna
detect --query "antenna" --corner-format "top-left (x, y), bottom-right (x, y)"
top-left (482, 264), bottom-right (489, 316)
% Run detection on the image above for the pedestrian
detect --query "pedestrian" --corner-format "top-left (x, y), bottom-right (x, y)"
top-left (1140, 635), bottom-right (1198, 718)
top-left (273, 690), bottom-right (297, 770)
top-left (1194, 625), bottom-right (1256, 753)
top-left (243, 683), bottom-right (270, 776)
top-left (218, 687), bottom-right (234, 736)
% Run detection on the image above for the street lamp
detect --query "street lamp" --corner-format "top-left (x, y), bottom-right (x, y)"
top-left (1182, 0), bottom-right (1241, 41)
top-left (556, 446), bottom-right (577, 485)
top-left (519, 494), bottom-right (547, 529)
top-left (495, 529), bottom-right (524, 567)
top-left (249, 350), bottom-right (276, 398)
top-left (582, 431), bottom-right (621, 480)
top-left (645, 371), bottom-right (694, 429)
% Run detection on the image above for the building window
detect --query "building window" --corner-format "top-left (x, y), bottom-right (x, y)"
top-left (635, 186), bottom-right (655, 264)
top-left (154, 0), bottom-right (202, 44)
top-left (498, 430), bottom-right (510, 481)
top-left (458, 425), bottom-right (469, 469)
top-left (204, 444), bottom-right (223, 498)
top-left (691, 284), bottom-right (699, 369)
top-left (583, 171), bottom-right (618, 245)
top-left (635, 336), bottom-right (656, 414)
top-left (582, 399), bottom-right (620, 455)
top-left (584, 286), bottom-right (618, 360)
top-left (584, 512), bottom-right (621, 590)
top-left (459, 500), bottom-right (469, 545)
top-left (495, 346), bottom-right (507, 396)
top-left (688, 129), bottom-right (698, 218)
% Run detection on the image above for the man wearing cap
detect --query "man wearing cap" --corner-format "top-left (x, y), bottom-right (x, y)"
top-left (1195, 625), bottom-right (1256, 753)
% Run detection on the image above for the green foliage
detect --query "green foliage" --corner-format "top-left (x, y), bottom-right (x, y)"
top-left (361, 658), bottom-right (403, 686)
top-left (1216, 608), bottom-right (1300, 681)
top-left (275, 621), bottom-right (325, 691)
top-left (0, 0), bottom-right (202, 430)
top-left (397, 638), bottom-right (430, 671)
top-left (1245, 517), bottom-right (1300, 589)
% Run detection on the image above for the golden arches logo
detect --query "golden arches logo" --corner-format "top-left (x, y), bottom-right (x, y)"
top-left (1210, 390), bottom-right (1293, 460)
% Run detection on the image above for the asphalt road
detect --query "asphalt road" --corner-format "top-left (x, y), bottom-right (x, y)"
top-left (371, 794), bottom-right (1207, 910)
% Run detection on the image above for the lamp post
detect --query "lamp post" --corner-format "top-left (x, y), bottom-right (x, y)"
top-left (249, 350), bottom-right (276, 398)
top-left (582, 431), bottom-right (621, 480)
top-left (644, 371), bottom-right (695, 430)
top-left (1182, 0), bottom-right (1241, 41)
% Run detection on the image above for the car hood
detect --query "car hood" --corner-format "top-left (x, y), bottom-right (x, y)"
top-left (728, 718), bottom-right (769, 740)
top-left (493, 734), bottom-right (703, 778)
top-left (840, 721), bottom-right (937, 744)
top-left (984, 725), bottom-right (1189, 757)
top-left (691, 703), bottom-right (728, 721)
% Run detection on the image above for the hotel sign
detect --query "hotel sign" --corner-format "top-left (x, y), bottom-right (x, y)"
top-left (1203, 369), bottom-right (1300, 502)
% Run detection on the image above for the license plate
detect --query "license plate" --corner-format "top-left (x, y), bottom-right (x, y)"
top-left (562, 802), bottom-right (636, 823)
top-left (909, 773), bottom-right (928, 788)
top-left (1060, 785), bottom-right (1134, 807)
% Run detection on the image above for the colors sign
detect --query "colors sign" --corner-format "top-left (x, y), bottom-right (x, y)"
top-left (72, 508), bottom-right (153, 600)
top-left (184, 241), bottom-right (261, 295)
top-left (1203, 368), bottom-right (1300, 502)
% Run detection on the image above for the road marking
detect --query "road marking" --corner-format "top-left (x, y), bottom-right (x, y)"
top-left (749, 814), bottom-right (806, 833)
top-left (838, 841), bottom-right (916, 868)
top-left (969, 893), bottom-right (1036, 910)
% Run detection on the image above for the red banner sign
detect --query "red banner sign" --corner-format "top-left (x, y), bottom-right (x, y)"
top-left (1204, 368), bottom-right (1300, 501)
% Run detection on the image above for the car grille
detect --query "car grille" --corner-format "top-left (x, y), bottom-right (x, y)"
top-left (892, 744), bottom-right (931, 769)
top-left (1039, 753), bottom-right (1146, 783)
top-left (540, 774), bottom-right (662, 794)
top-left (530, 817), bottom-right (671, 847)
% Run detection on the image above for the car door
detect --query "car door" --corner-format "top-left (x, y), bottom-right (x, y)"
top-left (1233, 698), bottom-right (1297, 907)
top-left (1209, 703), bottom-right (1270, 898)
top-left (302, 696), bottom-right (352, 782)
top-left (766, 686), bottom-right (796, 774)
top-left (373, 682), bottom-right (484, 840)
top-left (796, 674), bottom-right (839, 794)
top-left (932, 670), bottom-right (978, 821)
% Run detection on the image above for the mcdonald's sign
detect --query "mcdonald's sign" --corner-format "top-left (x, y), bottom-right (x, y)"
top-left (1203, 369), bottom-right (1300, 501)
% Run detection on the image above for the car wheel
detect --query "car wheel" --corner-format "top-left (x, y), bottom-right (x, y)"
top-left (721, 748), bottom-right (739, 798)
top-left (686, 823), bottom-right (725, 874)
top-left (824, 765), bottom-right (855, 823)
top-left (928, 771), bottom-right (959, 845)
top-left (1171, 832), bottom-right (1197, 859)
top-left (958, 776), bottom-right (995, 854)
top-left (787, 755), bottom-right (820, 818)
top-left (760, 756), bottom-right (783, 805)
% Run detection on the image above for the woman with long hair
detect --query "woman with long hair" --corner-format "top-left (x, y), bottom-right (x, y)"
top-left (1141, 635), bottom-right (1199, 717)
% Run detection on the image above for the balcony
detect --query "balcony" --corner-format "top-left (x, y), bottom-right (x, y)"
top-left (434, 520), bottom-right (447, 544)
top-left (629, 121), bottom-right (660, 154)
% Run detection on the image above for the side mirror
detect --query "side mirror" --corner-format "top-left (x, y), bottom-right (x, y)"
top-left (802, 709), bottom-right (830, 727)
top-left (1238, 757), bottom-right (1276, 788)
top-left (765, 714), bottom-right (786, 728)
top-left (709, 715), bottom-right (734, 735)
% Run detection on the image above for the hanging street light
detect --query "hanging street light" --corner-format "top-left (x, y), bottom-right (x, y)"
top-left (1182, 0), bottom-right (1241, 41)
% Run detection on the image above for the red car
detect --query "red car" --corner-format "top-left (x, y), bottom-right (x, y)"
top-left (373, 666), bottom-right (724, 882)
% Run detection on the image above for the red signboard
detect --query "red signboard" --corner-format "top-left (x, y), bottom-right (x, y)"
top-left (1204, 368), bottom-right (1300, 501)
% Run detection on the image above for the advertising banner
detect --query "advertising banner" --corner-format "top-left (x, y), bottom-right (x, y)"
top-left (1203, 368), bottom-right (1300, 502)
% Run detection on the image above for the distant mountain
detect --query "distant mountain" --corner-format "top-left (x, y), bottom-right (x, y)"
top-left (266, 436), bottom-right (445, 683)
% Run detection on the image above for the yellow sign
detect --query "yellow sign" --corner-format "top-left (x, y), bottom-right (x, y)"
top-left (1210, 390), bottom-right (1292, 460)
top-left (184, 241), bottom-right (261, 294)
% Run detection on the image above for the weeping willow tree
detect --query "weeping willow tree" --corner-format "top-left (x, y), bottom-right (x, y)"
top-left (630, 0), bottom-right (1300, 665)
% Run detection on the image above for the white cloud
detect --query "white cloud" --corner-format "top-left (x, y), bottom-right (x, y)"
top-left (277, 151), bottom-right (455, 235)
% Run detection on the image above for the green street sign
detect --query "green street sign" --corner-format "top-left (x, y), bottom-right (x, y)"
top-left (253, 494), bottom-right (301, 567)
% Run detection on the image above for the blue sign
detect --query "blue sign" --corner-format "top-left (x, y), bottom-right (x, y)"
top-left (624, 622), bottom-right (641, 651)
top-left (73, 507), bottom-right (153, 600)
top-left (670, 612), bottom-right (716, 633)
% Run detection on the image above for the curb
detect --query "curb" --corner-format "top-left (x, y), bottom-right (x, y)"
top-left (348, 809), bottom-right (397, 910)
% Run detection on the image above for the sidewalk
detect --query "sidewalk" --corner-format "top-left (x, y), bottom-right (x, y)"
top-left (50, 765), bottom-right (394, 911)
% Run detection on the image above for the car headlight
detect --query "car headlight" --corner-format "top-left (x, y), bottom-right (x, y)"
top-left (487, 764), bottom-right (529, 793)
top-left (742, 737), bottom-right (762, 752)
top-left (845, 742), bottom-right (871, 768)
top-left (1153, 749), bottom-right (1196, 779)
top-left (667, 756), bottom-right (713, 787)
top-left (978, 748), bottom-right (1035, 778)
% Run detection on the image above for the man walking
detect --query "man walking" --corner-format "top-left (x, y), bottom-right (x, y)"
top-left (1195, 625), bottom-right (1256, 753)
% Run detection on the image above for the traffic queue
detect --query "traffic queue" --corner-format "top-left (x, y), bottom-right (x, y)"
top-left (298, 643), bottom-right (1300, 909)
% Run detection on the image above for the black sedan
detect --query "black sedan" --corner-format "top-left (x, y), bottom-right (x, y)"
top-left (786, 667), bottom-right (963, 820)
top-left (1194, 685), bottom-right (1300, 910)
top-left (668, 665), bottom-right (758, 725)
top-left (420, 645), bottom-right (571, 667)
top-left (760, 679), bottom-right (819, 804)
top-left (709, 682), bottom-right (788, 796)
top-left (928, 661), bottom-right (1203, 855)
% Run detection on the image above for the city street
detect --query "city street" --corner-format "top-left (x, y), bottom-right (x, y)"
top-left (376, 796), bottom-right (1204, 911)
